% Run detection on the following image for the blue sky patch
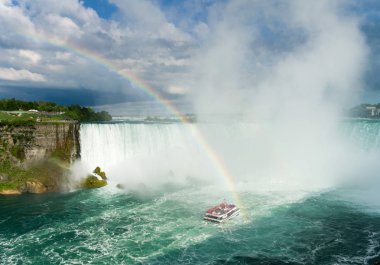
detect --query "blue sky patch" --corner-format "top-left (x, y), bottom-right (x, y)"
top-left (82, 0), bottom-right (117, 19)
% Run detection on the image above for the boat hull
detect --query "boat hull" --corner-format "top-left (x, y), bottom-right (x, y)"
top-left (204, 208), bottom-right (240, 223)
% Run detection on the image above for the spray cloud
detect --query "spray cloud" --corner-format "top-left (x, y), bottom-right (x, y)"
top-left (77, 0), bottom-right (373, 195)
top-left (185, 0), bottom-right (369, 190)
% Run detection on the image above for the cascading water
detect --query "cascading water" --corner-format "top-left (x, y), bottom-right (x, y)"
top-left (80, 123), bottom-right (199, 168)
top-left (79, 120), bottom-right (380, 192)
top-left (342, 119), bottom-right (380, 151)
top-left (79, 122), bottom-right (217, 189)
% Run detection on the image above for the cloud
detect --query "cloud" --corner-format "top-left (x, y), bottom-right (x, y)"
top-left (0, 67), bottom-right (46, 81)
top-left (0, 0), bottom-right (377, 106)
top-left (0, 0), bottom-right (197, 103)
top-left (109, 0), bottom-right (190, 43)
top-left (0, 0), bottom-right (36, 49)
top-left (18, 50), bottom-right (41, 64)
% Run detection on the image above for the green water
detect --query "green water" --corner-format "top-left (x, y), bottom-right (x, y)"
top-left (1, 187), bottom-right (380, 264)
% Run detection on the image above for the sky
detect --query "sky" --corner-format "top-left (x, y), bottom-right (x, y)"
top-left (0, 0), bottom-right (380, 107)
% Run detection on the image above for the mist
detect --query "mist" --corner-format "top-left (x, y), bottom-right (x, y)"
top-left (73, 1), bottom-right (378, 198)
top-left (176, 0), bottom-right (374, 192)
top-left (191, 0), bottom-right (367, 118)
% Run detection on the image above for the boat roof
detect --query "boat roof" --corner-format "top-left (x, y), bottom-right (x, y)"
top-left (206, 203), bottom-right (236, 214)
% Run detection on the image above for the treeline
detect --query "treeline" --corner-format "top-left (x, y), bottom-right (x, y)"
top-left (0, 98), bottom-right (65, 112)
top-left (65, 105), bottom-right (112, 122)
top-left (0, 98), bottom-right (112, 122)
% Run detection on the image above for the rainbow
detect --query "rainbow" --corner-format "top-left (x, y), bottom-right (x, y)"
top-left (27, 34), bottom-right (248, 219)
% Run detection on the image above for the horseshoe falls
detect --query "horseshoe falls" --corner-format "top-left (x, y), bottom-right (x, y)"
top-left (1, 119), bottom-right (380, 265)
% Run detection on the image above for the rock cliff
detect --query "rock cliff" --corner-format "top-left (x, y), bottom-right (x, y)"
top-left (0, 122), bottom-right (80, 194)
top-left (0, 122), bottom-right (80, 163)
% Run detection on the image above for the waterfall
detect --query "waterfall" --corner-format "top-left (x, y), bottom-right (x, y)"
top-left (80, 123), bottom-right (198, 166)
top-left (79, 122), bottom-right (217, 187)
top-left (341, 120), bottom-right (380, 151)
top-left (78, 120), bottom-right (380, 190)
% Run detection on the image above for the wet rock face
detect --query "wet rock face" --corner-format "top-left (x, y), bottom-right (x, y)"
top-left (0, 123), bottom-right (80, 195)
top-left (20, 181), bottom-right (47, 194)
top-left (26, 123), bottom-right (80, 161)
top-left (0, 123), bottom-right (80, 163)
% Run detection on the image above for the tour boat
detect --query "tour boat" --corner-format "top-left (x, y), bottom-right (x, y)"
top-left (204, 202), bottom-right (240, 223)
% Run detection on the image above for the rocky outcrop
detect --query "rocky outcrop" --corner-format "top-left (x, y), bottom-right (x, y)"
top-left (19, 181), bottom-right (47, 194)
top-left (0, 189), bottom-right (21, 195)
top-left (80, 167), bottom-right (108, 189)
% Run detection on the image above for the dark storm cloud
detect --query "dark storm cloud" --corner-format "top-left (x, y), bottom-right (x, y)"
top-left (0, 86), bottom-right (147, 106)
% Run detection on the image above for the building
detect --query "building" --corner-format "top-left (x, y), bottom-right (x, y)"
top-left (366, 106), bottom-right (380, 117)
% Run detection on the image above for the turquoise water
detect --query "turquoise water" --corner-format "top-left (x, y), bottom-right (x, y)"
top-left (1, 119), bottom-right (380, 264)
top-left (1, 188), bottom-right (380, 264)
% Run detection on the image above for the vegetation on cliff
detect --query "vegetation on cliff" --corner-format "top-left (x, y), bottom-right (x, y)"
top-left (0, 113), bottom-right (37, 126)
top-left (0, 124), bottom-right (35, 162)
top-left (0, 159), bottom-right (68, 194)
top-left (0, 98), bottom-right (112, 122)
top-left (0, 162), bottom-right (110, 194)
